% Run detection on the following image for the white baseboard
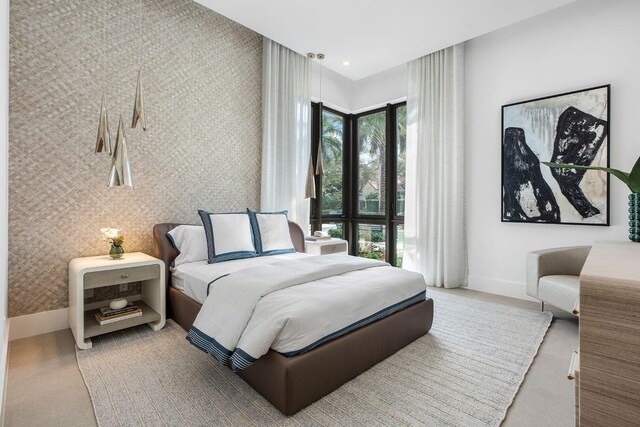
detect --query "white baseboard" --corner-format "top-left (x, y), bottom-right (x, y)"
top-left (6, 278), bottom-right (535, 340)
top-left (0, 320), bottom-right (8, 427)
top-left (8, 308), bottom-right (69, 341)
top-left (467, 275), bottom-right (539, 302)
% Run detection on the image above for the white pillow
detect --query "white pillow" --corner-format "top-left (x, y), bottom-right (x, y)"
top-left (166, 225), bottom-right (208, 268)
top-left (248, 210), bottom-right (295, 256)
top-left (198, 210), bottom-right (257, 263)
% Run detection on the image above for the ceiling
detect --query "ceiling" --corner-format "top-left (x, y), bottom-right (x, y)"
top-left (194, 0), bottom-right (574, 80)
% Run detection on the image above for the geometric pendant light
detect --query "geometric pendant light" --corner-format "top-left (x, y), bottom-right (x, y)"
top-left (304, 52), bottom-right (325, 199)
top-left (95, 92), bottom-right (111, 154)
top-left (108, 116), bottom-right (134, 188)
top-left (131, 69), bottom-right (147, 131)
top-left (315, 114), bottom-right (324, 176)
top-left (305, 155), bottom-right (316, 199)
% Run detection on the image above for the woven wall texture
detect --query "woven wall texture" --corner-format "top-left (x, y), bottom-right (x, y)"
top-left (9, 0), bottom-right (262, 316)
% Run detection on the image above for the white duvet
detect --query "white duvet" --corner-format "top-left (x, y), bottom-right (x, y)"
top-left (186, 254), bottom-right (427, 371)
top-left (172, 252), bottom-right (309, 304)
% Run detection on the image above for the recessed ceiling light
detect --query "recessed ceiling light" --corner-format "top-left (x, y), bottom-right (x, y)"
top-left (342, 61), bottom-right (350, 66)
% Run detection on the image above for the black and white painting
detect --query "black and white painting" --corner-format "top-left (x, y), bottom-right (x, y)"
top-left (501, 85), bottom-right (610, 225)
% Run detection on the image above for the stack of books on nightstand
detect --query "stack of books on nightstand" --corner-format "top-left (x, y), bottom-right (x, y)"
top-left (94, 303), bottom-right (142, 325)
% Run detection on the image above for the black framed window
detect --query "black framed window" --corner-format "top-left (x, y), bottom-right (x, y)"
top-left (396, 105), bottom-right (406, 217)
top-left (321, 109), bottom-right (346, 216)
top-left (311, 102), bottom-right (405, 266)
top-left (310, 104), bottom-right (349, 237)
top-left (356, 109), bottom-right (387, 216)
top-left (394, 105), bottom-right (406, 266)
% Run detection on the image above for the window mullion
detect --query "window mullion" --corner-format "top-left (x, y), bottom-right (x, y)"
top-left (385, 103), bottom-right (395, 265)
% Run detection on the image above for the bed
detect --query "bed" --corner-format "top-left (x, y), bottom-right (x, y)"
top-left (153, 221), bottom-right (434, 415)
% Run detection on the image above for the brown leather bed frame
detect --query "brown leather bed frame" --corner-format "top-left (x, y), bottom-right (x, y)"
top-left (152, 221), bottom-right (434, 415)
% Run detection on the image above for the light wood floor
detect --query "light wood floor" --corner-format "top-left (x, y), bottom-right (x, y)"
top-left (4, 288), bottom-right (579, 426)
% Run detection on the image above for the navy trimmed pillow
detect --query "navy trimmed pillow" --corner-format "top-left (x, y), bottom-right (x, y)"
top-left (165, 225), bottom-right (208, 268)
top-left (247, 209), bottom-right (296, 256)
top-left (197, 210), bottom-right (257, 263)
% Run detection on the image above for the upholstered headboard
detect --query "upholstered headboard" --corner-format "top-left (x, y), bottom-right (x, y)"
top-left (151, 220), bottom-right (306, 291)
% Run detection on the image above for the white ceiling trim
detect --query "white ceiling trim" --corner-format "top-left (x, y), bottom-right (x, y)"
top-left (194, 0), bottom-right (574, 80)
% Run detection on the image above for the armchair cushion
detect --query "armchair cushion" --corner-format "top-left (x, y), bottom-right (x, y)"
top-left (538, 275), bottom-right (580, 314)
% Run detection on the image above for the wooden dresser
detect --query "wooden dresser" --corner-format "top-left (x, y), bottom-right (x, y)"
top-left (578, 241), bottom-right (640, 426)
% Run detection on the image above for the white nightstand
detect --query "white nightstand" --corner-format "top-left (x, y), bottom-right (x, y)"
top-left (305, 238), bottom-right (349, 255)
top-left (69, 252), bottom-right (166, 349)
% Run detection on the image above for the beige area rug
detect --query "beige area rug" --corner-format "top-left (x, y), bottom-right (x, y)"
top-left (77, 291), bottom-right (552, 426)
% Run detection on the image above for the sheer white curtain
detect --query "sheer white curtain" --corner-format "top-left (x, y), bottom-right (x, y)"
top-left (261, 38), bottom-right (311, 233)
top-left (403, 44), bottom-right (467, 288)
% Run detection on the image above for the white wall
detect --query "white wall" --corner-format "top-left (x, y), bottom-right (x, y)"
top-left (312, 62), bottom-right (407, 114)
top-left (351, 64), bottom-right (407, 113)
top-left (0, 0), bottom-right (9, 418)
top-left (465, 0), bottom-right (640, 299)
top-left (311, 62), bottom-right (353, 113)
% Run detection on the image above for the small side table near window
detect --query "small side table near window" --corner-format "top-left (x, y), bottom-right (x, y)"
top-left (69, 252), bottom-right (166, 349)
top-left (305, 238), bottom-right (349, 256)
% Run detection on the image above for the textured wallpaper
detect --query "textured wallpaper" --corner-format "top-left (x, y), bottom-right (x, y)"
top-left (8, 0), bottom-right (262, 317)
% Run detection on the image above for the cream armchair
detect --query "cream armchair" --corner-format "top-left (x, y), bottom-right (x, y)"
top-left (526, 246), bottom-right (591, 315)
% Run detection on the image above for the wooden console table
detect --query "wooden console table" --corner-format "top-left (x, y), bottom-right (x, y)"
top-left (579, 241), bottom-right (640, 426)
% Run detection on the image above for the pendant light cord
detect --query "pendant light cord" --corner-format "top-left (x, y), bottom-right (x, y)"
top-left (316, 56), bottom-right (324, 176)
top-left (319, 60), bottom-right (322, 104)
top-left (139, 0), bottom-right (142, 67)
top-left (103, 0), bottom-right (107, 92)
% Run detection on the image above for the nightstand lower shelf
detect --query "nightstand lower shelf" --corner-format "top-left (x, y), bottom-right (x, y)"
top-left (84, 301), bottom-right (161, 338)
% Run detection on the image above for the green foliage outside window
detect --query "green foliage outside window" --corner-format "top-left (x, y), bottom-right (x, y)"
top-left (396, 106), bottom-right (407, 216)
top-left (358, 112), bottom-right (387, 215)
top-left (327, 228), bottom-right (342, 238)
top-left (358, 226), bottom-right (386, 261)
top-left (370, 230), bottom-right (384, 243)
top-left (321, 111), bottom-right (344, 215)
top-left (359, 250), bottom-right (385, 261)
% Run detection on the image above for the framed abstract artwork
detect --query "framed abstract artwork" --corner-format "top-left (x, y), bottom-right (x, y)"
top-left (501, 85), bottom-right (610, 225)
